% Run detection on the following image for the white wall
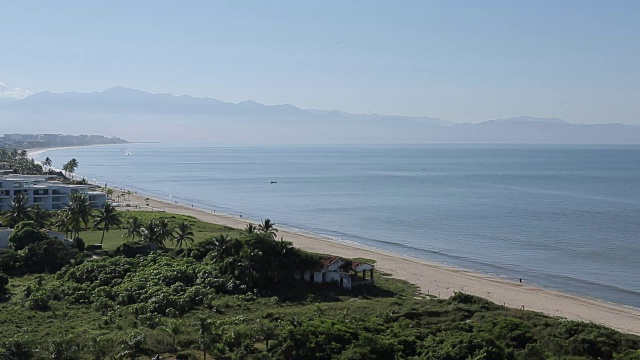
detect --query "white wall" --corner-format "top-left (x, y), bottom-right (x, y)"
top-left (325, 271), bottom-right (341, 283)
top-left (341, 274), bottom-right (352, 290)
top-left (0, 229), bottom-right (10, 248)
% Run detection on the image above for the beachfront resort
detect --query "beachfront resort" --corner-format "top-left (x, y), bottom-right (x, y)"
top-left (0, 174), bottom-right (106, 211)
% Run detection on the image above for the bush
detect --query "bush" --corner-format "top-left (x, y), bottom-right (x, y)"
top-left (8, 226), bottom-right (51, 251)
top-left (119, 241), bottom-right (152, 258)
top-left (11, 221), bottom-right (39, 233)
top-left (73, 237), bottom-right (86, 252)
top-left (44, 336), bottom-right (80, 360)
top-left (1, 336), bottom-right (34, 360)
top-left (22, 239), bottom-right (78, 273)
top-left (0, 250), bottom-right (22, 274)
top-left (85, 244), bottom-right (103, 252)
top-left (0, 272), bottom-right (8, 293)
top-left (175, 352), bottom-right (197, 360)
top-left (448, 291), bottom-right (496, 309)
top-left (25, 292), bottom-right (50, 311)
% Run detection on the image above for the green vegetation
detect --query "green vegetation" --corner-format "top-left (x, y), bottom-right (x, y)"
top-left (62, 158), bottom-right (79, 178)
top-left (7, 221), bottom-right (50, 250)
top-left (85, 211), bottom-right (245, 250)
top-left (0, 148), bottom-right (43, 175)
top-left (0, 209), bottom-right (639, 358)
top-left (0, 134), bottom-right (127, 151)
top-left (0, 147), bottom-right (114, 186)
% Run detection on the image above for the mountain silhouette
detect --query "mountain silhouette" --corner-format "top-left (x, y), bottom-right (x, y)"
top-left (1, 87), bottom-right (638, 144)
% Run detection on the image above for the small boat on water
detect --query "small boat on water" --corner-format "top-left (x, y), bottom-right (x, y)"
top-left (270, 181), bottom-right (277, 184)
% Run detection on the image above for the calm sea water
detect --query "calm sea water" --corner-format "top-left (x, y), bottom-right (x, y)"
top-left (37, 143), bottom-right (640, 308)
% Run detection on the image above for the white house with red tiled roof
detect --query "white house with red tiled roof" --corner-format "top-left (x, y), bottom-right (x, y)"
top-left (299, 256), bottom-right (375, 290)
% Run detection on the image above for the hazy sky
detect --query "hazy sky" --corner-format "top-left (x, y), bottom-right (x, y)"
top-left (1, 1), bottom-right (639, 124)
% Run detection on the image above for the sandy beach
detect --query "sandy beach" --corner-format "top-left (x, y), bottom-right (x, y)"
top-left (109, 189), bottom-right (640, 336)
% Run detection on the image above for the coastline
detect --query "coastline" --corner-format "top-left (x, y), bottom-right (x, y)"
top-left (30, 146), bottom-right (640, 335)
top-left (120, 189), bottom-right (640, 336)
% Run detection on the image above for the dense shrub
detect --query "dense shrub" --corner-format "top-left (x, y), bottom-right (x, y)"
top-left (0, 250), bottom-right (22, 274)
top-left (420, 330), bottom-right (508, 360)
top-left (25, 291), bottom-right (50, 311)
top-left (73, 237), bottom-right (86, 252)
top-left (448, 291), bottom-right (497, 309)
top-left (175, 352), bottom-right (197, 360)
top-left (0, 221), bottom-right (637, 359)
top-left (0, 272), bottom-right (8, 293)
top-left (118, 241), bottom-right (153, 257)
top-left (11, 221), bottom-right (39, 233)
top-left (0, 336), bottom-right (35, 360)
top-left (22, 239), bottom-right (78, 273)
top-left (8, 225), bottom-right (51, 251)
top-left (273, 318), bottom-right (358, 360)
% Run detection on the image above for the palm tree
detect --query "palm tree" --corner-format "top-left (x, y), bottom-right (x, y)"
top-left (29, 204), bottom-right (51, 229)
top-left (273, 237), bottom-right (297, 281)
top-left (141, 219), bottom-right (165, 248)
top-left (2, 192), bottom-right (32, 227)
top-left (196, 317), bottom-right (214, 360)
top-left (156, 218), bottom-right (173, 245)
top-left (162, 320), bottom-right (184, 353)
top-left (212, 234), bottom-right (233, 262)
top-left (244, 223), bottom-right (257, 235)
top-left (66, 192), bottom-right (93, 239)
top-left (63, 158), bottom-right (79, 178)
top-left (122, 216), bottom-right (143, 242)
top-left (94, 202), bottom-right (122, 244)
top-left (258, 218), bottom-right (278, 239)
top-left (104, 188), bottom-right (114, 200)
top-left (42, 157), bottom-right (52, 172)
top-left (53, 210), bottom-right (72, 238)
top-left (62, 163), bottom-right (71, 178)
top-left (173, 222), bottom-right (195, 249)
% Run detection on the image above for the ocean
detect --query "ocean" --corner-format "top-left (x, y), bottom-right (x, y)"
top-left (36, 143), bottom-right (640, 308)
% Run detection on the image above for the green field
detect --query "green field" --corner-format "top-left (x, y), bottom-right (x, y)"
top-left (80, 211), bottom-right (245, 250)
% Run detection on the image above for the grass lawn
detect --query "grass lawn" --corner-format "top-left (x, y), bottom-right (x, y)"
top-left (79, 211), bottom-right (245, 250)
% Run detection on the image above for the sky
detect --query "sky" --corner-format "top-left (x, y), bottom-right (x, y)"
top-left (1, 1), bottom-right (639, 124)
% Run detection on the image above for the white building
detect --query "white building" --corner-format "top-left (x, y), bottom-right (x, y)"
top-left (299, 256), bottom-right (375, 290)
top-left (0, 175), bottom-right (107, 211)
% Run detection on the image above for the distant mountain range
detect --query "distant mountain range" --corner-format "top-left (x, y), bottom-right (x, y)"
top-left (0, 97), bottom-right (17, 106)
top-left (1, 87), bottom-right (639, 143)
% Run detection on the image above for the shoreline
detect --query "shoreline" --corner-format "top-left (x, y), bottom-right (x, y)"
top-left (119, 189), bottom-right (640, 336)
top-left (32, 146), bottom-right (640, 335)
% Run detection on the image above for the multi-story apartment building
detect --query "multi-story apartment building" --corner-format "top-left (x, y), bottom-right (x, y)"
top-left (0, 175), bottom-right (107, 211)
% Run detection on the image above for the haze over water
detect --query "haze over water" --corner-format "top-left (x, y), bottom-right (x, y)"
top-left (38, 143), bottom-right (640, 308)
